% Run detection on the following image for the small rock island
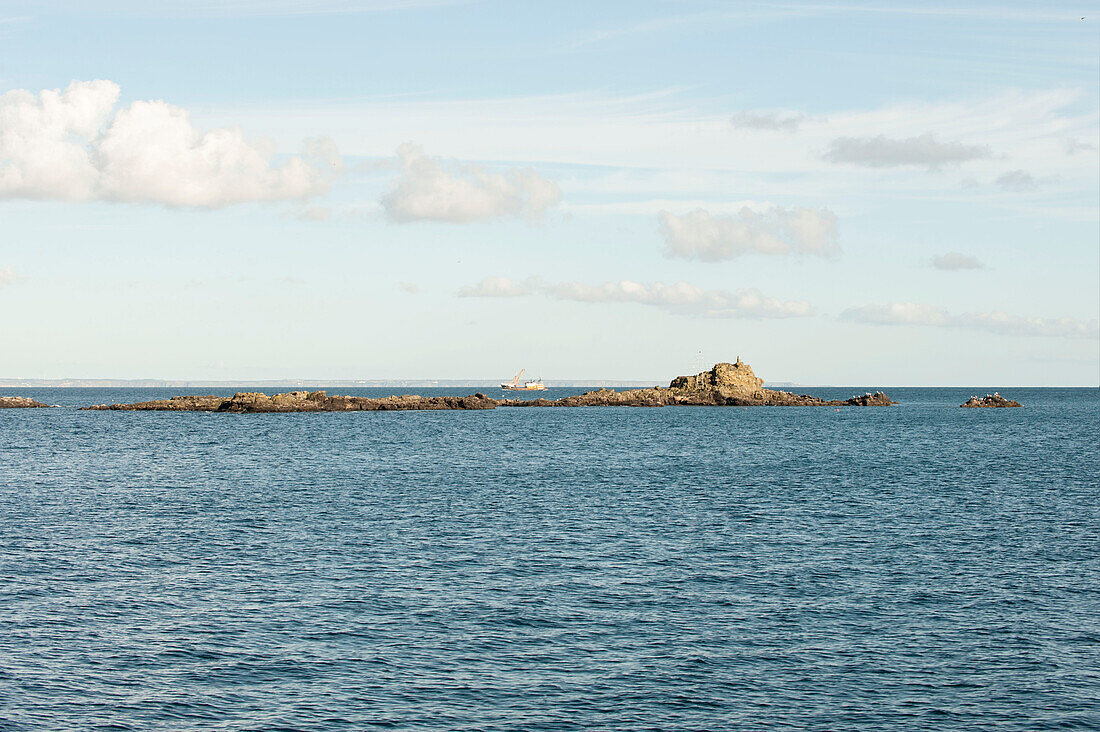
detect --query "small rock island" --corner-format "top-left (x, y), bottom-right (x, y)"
top-left (961, 393), bottom-right (1022, 408)
top-left (0, 396), bottom-right (50, 409)
top-left (82, 359), bottom-right (896, 412)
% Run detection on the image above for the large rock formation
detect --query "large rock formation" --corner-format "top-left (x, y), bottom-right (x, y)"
top-left (79, 360), bottom-right (896, 412)
top-left (0, 396), bottom-right (50, 409)
top-left (961, 393), bottom-right (1022, 408)
top-left (84, 390), bottom-right (498, 412)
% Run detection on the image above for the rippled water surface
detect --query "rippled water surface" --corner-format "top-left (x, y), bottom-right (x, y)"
top-left (2, 387), bottom-right (1098, 730)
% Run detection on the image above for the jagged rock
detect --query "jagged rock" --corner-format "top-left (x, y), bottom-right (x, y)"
top-left (843, 392), bottom-right (895, 407)
top-left (961, 393), bottom-right (1022, 408)
top-left (0, 396), bottom-right (50, 409)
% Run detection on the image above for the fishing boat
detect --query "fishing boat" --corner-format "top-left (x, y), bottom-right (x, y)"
top-left (500, 369), bottom-right (547, 391)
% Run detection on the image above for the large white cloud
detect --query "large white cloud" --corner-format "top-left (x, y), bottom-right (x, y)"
top-left (459, 276), bottom-right (813, 319)
top-left (841, 302), bottom-right (1099, 339)
top-left (0, 80), bottom-right (339, 207)
top-left (381, 143), bottom-right (561, 223)
top-left (660, 207), bottom-right (839, 261)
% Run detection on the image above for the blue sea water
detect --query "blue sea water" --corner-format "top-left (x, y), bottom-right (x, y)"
top-left (1, 386), bottom-right (1098, 731)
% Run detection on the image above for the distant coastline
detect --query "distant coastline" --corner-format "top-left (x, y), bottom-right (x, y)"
top-left (0, 378), bottom-right (665, 389)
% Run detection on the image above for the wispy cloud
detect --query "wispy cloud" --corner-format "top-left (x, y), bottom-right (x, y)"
top-left (459, 276), bottom-right (814, 319)
top-left (0, 265), bottom-right (17, 286)
top-left (841, 301), bottom-right (1098, 339)
top-left (566, 3), bottom-right (1084, 49)
top-left (13, 0), bottom-right (473, 17)
top-left (731, 110), bottom-right (805, 132)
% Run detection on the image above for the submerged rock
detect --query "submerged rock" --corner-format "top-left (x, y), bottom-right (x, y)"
top-left (0, 396), bottom-right (50, 409)
top-left (961, 393), bottom-right (1022, 408)
top-left (80, 359), bottom-right (897, 412)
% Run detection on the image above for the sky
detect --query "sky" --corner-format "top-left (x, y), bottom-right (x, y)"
top-left (0, 0), bottom-right (1097, 385)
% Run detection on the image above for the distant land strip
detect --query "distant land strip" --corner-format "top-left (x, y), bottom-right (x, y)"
top-left (0, 378), bottom-right (804, 389)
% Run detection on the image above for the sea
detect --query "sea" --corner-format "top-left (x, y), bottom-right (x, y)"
top-left (1, 386), bottom-right (1098, 731)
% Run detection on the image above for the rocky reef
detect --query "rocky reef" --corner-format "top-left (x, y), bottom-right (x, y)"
top-left (84, 391), bottom-right (498, 412)
top-left (505, 359), bottom-right (894, 408)
top-left (80, 359), bottom-right (895, 412)
top-left (0, 396), bottom-right (50, 409)
top-left (961, 393), bottom-right (1022, 408)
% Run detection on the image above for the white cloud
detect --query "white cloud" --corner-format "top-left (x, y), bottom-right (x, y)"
top-left (824, 133), bottom-right (991, 169)
top-left (397, 281), bottom-right (421, 294)
top-left (994, 169), bottom-right (1037, 191)
top-left (660, 207), bottom-right (839, 262)
top-left (380, 143), bottom-right (561, 223)
top-left (0, 265), bottom-right (16, 285)
top-left (931, 252), bottom-right (984, 271)
top-left (0, 80), bottom-right (339, 207)
top-left (730, 110), bottom-right (804, 132)
top-left (841, 302), bottom-right (1098, 339)
top-left (459, 276), bottom-right (813, 319)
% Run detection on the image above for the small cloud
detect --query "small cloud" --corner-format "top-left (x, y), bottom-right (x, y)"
top-left (660, 207), bottom-right (839, 262)
top-left (931, 252), bottom-right (984, 271)
top-left (824, 133), bottom-right (991, 170)
top-left (459, 276), bottom-right (813, 319)
top-left (380, 143), bottom-right (561, 223)
top-left (1064, 138), bottom-right (1096, 155)
top-left (278, 276), bottom-right (305, 285)
top-left (0, 265), bottom-right (17, 285)
top-left (458, 275), bottom-right (539, 298)
top-left (730, 110), bottom-right (804, 132)
top-left (841, 301), bottom-right (1098, 339)
top-left (994, 169), bottom-right (1037, 192)
top-left (298, 206), bottom-right (332, 221)
top-left (397, 281), bottom-right (421, 294)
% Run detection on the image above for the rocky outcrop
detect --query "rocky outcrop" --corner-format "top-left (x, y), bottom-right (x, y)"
top-left (961, 393), bottom-right (1022, 408)
top-left (507, 359), bottom-right (895, 408)
top-left (0, 396), bottom-right (50, 409)
top-left (79, 360), bottom-right (897, 412)
top-left (83, 390), bottom-right (498, 412)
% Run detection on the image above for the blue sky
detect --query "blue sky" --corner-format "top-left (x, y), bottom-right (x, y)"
top-left (0, 0), bottom-right (1097, 384)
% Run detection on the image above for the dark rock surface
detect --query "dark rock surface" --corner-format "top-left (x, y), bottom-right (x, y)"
top-left (961, 393), bottom-right (1022, 408)
top-left (83, 391), bottom-right (498, 412)
top-left (0, 396), bottom-right (51, 409)
top-left (79, 360), bottom-right (897, 412)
